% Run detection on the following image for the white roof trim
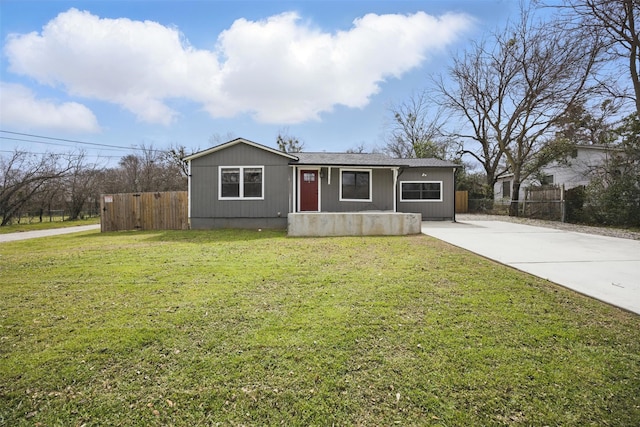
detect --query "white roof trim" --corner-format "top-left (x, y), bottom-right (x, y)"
top-left (183, 138), bottom-right (298, 161)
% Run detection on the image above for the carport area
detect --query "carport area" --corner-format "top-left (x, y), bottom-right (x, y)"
top-left (422, 218), bottom-right (640, 315)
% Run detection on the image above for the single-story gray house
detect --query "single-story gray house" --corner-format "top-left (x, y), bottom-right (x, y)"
top-left (184, 138), bottom-right (459, 230)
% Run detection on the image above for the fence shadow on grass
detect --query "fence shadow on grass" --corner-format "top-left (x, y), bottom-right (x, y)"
top-left (140, 228), bottom-right (288, 244)
top-left (85, 228), bottom-right (286, 243)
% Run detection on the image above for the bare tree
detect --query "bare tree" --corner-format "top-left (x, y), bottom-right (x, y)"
top-left (551, 99), bottom-right (619, 146)
top-left (209, 132), bottom-right (237, 145)
top-left (166, 144), bottom-right (191, 178)
top-left (436, 5), bottom-right (602, 214)
top-left (384, 91), bottom-right (452, 159)
top-left (64, 152), bottom-right (103, 220)
top-left (276, 129), bottom-right (305, 153)
top-left (562, 0), bottom-right (640, 115)
top-left (28, 178), bottom-right (64, 223)
top-left (0, 151), bottom-right (72, 226)
top-left (346, 143), bottom-right (368, 153)
top-left (117, 154), bottom-right (143, 193)
top-left (105, 145), bottom-right (187, 194)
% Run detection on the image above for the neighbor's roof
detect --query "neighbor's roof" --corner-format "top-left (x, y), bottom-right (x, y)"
top-left (291, 152), bottom-right (459, 168)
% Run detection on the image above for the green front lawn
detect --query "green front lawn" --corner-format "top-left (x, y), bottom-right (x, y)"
top-left (1, 229), bottom-right (638, 426)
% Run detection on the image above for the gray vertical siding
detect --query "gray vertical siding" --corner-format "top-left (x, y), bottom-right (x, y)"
top-left (396, 167), bottom-right (456, 220)
top-left (302, 166), bottom-right (455, 219)
top-left (189, 141), bottom-right (456, 228)
top-left (190, 143), bottom-right (291, 228)
top-left (318, 168), bottom-right (395, 212)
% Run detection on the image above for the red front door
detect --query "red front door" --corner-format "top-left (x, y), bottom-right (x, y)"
top-left (300, 169), bottom-right (319, 211)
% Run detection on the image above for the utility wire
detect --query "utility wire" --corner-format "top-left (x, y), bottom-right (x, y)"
top-left (0, 136), bottom-right (128, 152)
top-left (0, 130), bottom-right (171, 153)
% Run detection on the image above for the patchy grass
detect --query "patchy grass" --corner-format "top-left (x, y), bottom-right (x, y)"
top-left (0, 217), bottom-right (100, 234)
top-left (0, 229), bottom-right (638, 426)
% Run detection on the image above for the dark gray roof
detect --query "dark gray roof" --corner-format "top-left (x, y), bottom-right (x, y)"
top-left (292, 152), bottom-right (392, 166)
top-left (387, 158), bottom-right (460, 168)
top-left (291, 152), bottom-right (459, 168)
top-left (183, 138), bottom-right (297, 161)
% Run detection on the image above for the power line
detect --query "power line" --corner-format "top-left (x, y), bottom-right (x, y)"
top-left (0, 130), bottom-right (171, 153)
top-left (0, 136), bottom-right (127, 152)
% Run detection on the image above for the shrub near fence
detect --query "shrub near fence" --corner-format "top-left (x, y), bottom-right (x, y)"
top-left (468, 199), bottom-right (498, 213)
top-left (564, 186), bottom-right (586, 223)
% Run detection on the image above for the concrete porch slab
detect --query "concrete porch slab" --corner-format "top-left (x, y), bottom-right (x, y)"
top-left (288, 212), bottom-right (421, 237)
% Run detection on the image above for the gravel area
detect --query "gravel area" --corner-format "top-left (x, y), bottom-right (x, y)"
top-left (456, 214), bottom-right (640, 241)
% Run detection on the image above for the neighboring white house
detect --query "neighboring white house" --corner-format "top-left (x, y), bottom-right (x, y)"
top-left (494, 145), bottom-right (615, 203)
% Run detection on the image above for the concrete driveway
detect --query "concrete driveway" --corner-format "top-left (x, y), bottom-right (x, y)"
top-left (422, 219), bottom-right (640, 315)
top-left (0, 224), bottom-right (100, 243)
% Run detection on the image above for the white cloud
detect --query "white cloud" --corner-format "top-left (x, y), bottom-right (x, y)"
top-left (4, 8), bottom-right (473, 125)
top-left (0, 82), bottom-right (100, 133)
top-left (212, 11), bottom-right (473, 122)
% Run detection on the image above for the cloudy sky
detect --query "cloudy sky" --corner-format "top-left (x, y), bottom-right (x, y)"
top-left (0, 0), bottom-right (517, 165)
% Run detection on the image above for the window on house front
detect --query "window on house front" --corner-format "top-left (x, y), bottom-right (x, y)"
top-left (340, 169), bottom-right (371, 201)
top-left (502, 180), bottom-right (511, 198)
top-left (541, 174), bottom-right (554, 186)
top-left (219, 166), bottom-right (264, 199)
top-left (400, 181), bottom-right (442, 201)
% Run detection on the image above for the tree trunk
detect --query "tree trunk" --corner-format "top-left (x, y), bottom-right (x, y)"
top-left (622, 0), bottom-right (640, 117)
top-left (509, 180), bottom-right (522, 217)
top-left (483, 166), bottom-right (497, 200)
top-left (68, 200), bottom-right (84, 221)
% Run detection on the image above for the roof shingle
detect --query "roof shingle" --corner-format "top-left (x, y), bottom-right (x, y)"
top-left (291, 152), bottom-right (459, 168)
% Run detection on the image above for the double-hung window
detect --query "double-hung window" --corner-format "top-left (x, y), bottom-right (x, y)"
top-left (340, 169), bottom-right (372, 202)
top-left (219, 166), bottom-right (264, 199)
top-left (502, 180), bottom-right (511, 198)
top-left (400, 181), bottom-right (442, 201)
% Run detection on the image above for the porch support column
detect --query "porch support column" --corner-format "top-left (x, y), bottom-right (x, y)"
top-left (292, 165), bottom-right (298, 213)
top-left (187, 160), bottom-right (192, 226)
top-left (392, 167), bottom-right (399, 212)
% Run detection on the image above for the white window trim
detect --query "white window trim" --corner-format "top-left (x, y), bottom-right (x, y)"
top-left (339, 168), bottom-right (373, 202)
top-left (218, 165), bottom-right (265, 200)
top-left (400, 181), bottom-right (443, 202)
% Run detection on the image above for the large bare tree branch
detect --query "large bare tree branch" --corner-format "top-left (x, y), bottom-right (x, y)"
top-left (383, 91), bottom-right (454, 160)
top-left (435, 3), bottom-right (603, 213)
top-left (563, 0), bottom-right (640, 115)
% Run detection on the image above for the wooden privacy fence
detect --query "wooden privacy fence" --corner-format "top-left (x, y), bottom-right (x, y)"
top-left (100, 191), bottom-right (188, 232)
top-left (522, 186), bottom-right (563, 221)
top-left (455, 191), bottom-right (469, 213)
